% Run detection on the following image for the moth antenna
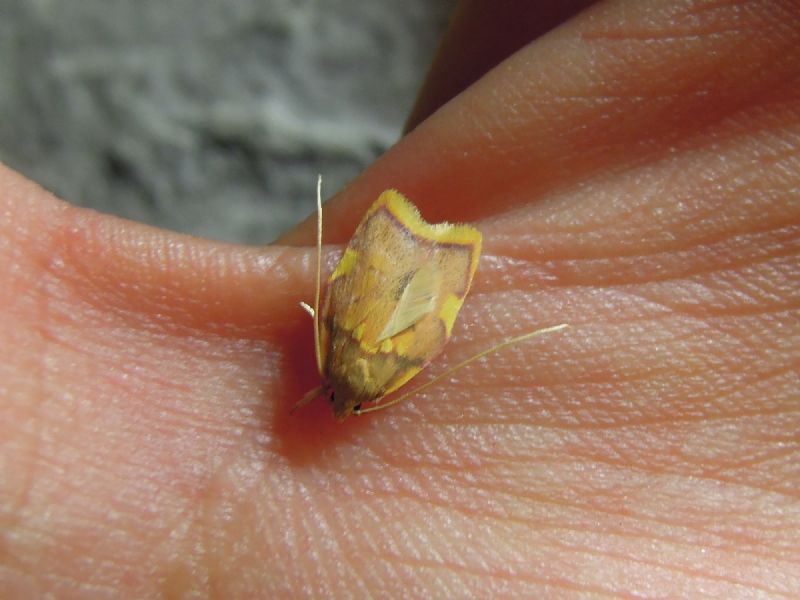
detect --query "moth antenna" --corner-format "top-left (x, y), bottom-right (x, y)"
top-left (312, 175), bottom-right (324, 377)
top-left (355, 323), bottom-right (569, 415)
top-left (291, 385), bottom-right (323, 414)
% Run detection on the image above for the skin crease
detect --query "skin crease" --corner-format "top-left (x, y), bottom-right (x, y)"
top-left (1, 0), bottom-right (799, 597)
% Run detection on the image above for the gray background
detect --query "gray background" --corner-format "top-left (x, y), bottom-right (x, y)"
top-left (0, 0), bottom-right (452, 243)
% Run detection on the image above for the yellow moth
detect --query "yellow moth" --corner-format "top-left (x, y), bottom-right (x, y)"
top-left (293, 177), bottom-right (568, 420)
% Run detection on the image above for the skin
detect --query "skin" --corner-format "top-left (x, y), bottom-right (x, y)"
top-left (1, 0), bottom-right (799, 597)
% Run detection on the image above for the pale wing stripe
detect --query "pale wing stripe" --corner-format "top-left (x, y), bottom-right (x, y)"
top-left (377, 261), bottom-right (440, 341)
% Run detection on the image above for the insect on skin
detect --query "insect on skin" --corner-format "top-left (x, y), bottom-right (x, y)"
top-left (292, 177), bottom-right (568, 420)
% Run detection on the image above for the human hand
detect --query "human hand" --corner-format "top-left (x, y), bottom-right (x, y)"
top-left (2, 1), bottom-right (798, 596)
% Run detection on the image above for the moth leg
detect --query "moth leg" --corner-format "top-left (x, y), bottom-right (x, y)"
top-left (299, 301), bottom-right (315, 318)
top-left (290, 385), bottom-right (323, 414)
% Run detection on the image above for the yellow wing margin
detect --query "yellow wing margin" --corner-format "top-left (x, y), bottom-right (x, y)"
top-left (373, 189), bottom-right (483, 279)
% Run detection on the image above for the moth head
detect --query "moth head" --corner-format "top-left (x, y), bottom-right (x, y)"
top-left (327, 383), bottom-right (363, 421)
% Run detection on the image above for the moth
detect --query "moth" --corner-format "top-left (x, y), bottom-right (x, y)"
top-left (293, 177), bottom-right (568, 420)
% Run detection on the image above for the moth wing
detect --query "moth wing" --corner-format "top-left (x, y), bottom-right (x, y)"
top-left (322, 189), bottom-right (483, 408)
top-left (377, 261), bottom-right (441, 342)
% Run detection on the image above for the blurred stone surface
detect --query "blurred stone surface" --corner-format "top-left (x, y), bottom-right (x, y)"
top-left (0, 0), bottom-right (451, 243)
